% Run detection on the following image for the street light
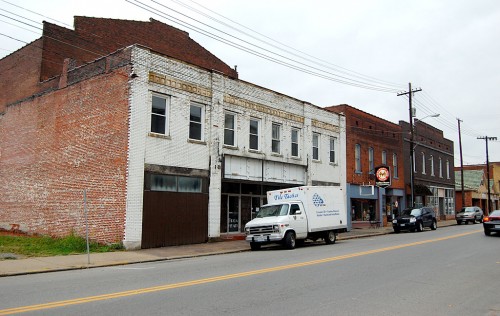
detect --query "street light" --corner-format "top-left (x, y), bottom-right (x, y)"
top-left (409, 113), bottom-right (440, 208)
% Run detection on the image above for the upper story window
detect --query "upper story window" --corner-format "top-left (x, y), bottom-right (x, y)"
top-left (430, 155), bottom-right (435, 176)
top-left (329, 136), bottom-right (336, 163)
top-left (151, 93), bottom-right (169, 135)
top-left (189, 102), bottom-right (204, 141)
top-left (312, 133), bottom-right (320, 160)
top-left (291, 128), bottom-right (300, 157)
top-left (421, 152), bottom-right (426, 174)
top-left (272, 123), bottom-right (281, 154)
top-left (249, 118), bottom-right (260, 150)
top-left (368, 147), bottom-right (374, 174)
top-left (382, 150), bottom-right (387, 165)
top-left (439, 157), bottom-right (443, 178)
top-left (446, 160), bottom-right (450, 179)
top-left (224, 112), bottom-right (236, 146)
top-left (393, 153), bottom-right (398, 178)
top-left (355, 144), bottom-right (361, 172)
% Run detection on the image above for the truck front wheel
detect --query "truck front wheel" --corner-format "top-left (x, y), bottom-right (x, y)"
top-left (325, 231), bottom-right (337, 244)
top-left (250, 242), bottom-right (261, 251)
top-left (284, 231), bottom-right (296, 249)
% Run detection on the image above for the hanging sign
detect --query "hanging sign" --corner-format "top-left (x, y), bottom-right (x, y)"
top-left (375, 165), bottom-right (391, 188)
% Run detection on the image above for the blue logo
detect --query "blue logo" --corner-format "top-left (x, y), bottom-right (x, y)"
top-left (312, 193), bottom-right (325, 207)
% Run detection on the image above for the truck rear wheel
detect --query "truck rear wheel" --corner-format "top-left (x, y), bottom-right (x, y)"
top-left (324, 231), bottom-right (337, 244)
top-left (250, 242), bottom-right (261, 251)
top-left (284, 231), bottom-right (296, 249)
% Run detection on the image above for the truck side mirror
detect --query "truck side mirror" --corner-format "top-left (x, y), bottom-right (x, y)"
top-left (295, 210), bottom-right (302, 215)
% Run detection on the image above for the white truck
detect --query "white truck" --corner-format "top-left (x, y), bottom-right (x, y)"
top-left (244, 186), bottom-right (348, 250)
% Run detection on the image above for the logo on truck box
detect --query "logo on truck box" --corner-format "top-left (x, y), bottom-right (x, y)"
top-left (312, 193), bottom-right (326, 207)
top-left (273, 192), bottom-right (299, 200)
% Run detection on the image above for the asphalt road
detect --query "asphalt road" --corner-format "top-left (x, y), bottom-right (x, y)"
top-left (0, 224), bottom-right (499, 316)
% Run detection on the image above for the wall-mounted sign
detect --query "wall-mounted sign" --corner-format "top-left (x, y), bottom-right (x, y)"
top-left (375, 165), bottom-right (391, 188)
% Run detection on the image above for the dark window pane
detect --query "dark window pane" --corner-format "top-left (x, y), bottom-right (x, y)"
top-left (152, 96), bottom-right (166, 115)
top-left (190, 122), bottom-right (202, 140)
top-left (151, 115), bottom-right (166, 134)
top-left (224, 130), bottom-right (234, 145)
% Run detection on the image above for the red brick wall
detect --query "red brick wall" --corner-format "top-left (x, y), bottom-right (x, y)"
top-left (0, 66), bottom-right (130, 243)
top-left (39, 17), bottom-right (238, 81)
top-left (326, 104), bottom-right (405, 189)
top-left (0, 39), bottom-right (48, 113)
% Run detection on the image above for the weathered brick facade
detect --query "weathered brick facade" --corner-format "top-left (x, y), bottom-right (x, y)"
top-left (0, 51), bottom-right (131, 242)
top-left (1, 17), bottom-right (346, 248)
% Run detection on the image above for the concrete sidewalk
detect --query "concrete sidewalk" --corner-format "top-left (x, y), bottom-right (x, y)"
top-left (0, 220), bottom-right (457, 277)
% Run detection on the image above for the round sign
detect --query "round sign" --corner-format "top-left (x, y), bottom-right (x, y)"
top-left (376, 167), bottom-right (390, 182)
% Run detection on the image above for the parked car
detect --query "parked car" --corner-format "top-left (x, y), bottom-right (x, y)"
top-left (392, 207), bottom-right (437, 233)
top-left (455, 206), bottom-right (483, 225)
top-left (483, 210), bottom-right (500, 236)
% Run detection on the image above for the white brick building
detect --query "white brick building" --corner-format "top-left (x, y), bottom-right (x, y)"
top-left (124, 46), bottom-right (346, 249)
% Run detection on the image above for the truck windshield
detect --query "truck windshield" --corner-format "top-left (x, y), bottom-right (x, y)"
top-left (256, 204), bottom-right (289, 218)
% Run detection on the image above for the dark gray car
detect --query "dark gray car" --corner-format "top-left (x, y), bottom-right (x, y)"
top-left (392, 207), bottom-right (437, 233)
top-left (456, 206), bottom-right (483, 225)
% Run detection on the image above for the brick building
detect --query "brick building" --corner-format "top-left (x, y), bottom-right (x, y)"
top-left (400, 120), bottom-right (455, 219)
top-left (325, 105), bottom-right (405, 227)
top-left (0, 17), bottom-right (346, 249)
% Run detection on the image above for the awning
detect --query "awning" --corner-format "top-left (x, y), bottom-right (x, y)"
top-left (414, 184), bottom-right (433, 195)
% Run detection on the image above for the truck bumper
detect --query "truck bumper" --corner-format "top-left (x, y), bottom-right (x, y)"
top-left (246, 234), bottom-right (283, 243)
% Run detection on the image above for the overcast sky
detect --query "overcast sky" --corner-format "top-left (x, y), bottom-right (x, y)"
top-left (1, 0), bottom-right (499, 166)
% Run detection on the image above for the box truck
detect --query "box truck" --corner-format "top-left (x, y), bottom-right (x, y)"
top-left (244, 186), bottom-right (348, 250)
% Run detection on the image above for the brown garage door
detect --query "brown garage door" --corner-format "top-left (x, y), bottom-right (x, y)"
top-left (142, 191), bottom-right (208, 248)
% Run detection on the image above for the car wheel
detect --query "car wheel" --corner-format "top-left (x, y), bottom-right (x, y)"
top-left (250, 242), bottom-right (261, 251)
top-left (457, 221), bottom-right (462, 225)
top-left (416, 222), bottom-right (423, 232)
top-left (431, 220), bottom-right (437, 230)
top-left (393, 227), bottom-right (400, 234)
top-left (324, 231), bottom-right (336, 244)
top-left (284, 231), bottom-right (296, 249)
top-left (484, 229), bottom-right (491, 236)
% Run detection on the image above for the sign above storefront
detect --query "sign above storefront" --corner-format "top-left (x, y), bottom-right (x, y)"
top-left (375, 165), bottom-right (391, 188)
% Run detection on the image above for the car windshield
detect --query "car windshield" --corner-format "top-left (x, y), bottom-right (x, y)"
top-left (256, 204), bottom-right (289, 218)
top-left (461, 207), bottom-right (475, 213)
top-left (401, 208), bottom-right (421, 216)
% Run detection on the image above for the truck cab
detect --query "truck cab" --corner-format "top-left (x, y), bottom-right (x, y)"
top-left (244, 201), bottom-right (308, 250)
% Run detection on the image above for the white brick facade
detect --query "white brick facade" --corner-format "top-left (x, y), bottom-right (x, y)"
top-left (124, 46), bottom-right (346, 248)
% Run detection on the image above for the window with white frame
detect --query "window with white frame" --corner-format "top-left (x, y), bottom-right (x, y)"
top-left (151, 93), bottom-right (169, 135)
top-left (368, 147), bottom-right (374, 174)
top-left (439, 157), bottom-right (443, 178)
top-left (430, 155), bottom-right (435, 176)
top-left (291, 128), bottom-right (299, 157)
top-left (249, 118), bottom-right (260, 150)
top-left (312, 133), bottom-right (320, 160)
top-left (189, 102), bottom-right (204, 141)
top-left (224, 112), bottom-right (236, 146)
top-left (421, 152), bottom-right (426, 174)
top-left (355, 144), bottom-right (361, 172)
top-left (382, 150), bottom-right (387, 165)
top-left (446, 160), bottom-right (450, 179)
top-left (329, 136), bottom-right (336, 163)
top-left (272, 123), bottom-right (281, 153)
top-left (393, 153), bottom-right (398, 178)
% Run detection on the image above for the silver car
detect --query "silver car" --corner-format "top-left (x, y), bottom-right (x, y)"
top-left (456, 206), bottom-right (483, 225)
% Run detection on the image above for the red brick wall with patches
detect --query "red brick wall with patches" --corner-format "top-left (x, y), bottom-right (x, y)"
top-left (326, 104), bottom-right (405, 190)
top-left (0, 62), bottom-right (130, 243)
top-left (40, 17), bottom-right (238, 82)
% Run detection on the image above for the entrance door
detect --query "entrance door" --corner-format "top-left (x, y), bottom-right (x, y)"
top-left (228, 196), bottom-right (240, 232)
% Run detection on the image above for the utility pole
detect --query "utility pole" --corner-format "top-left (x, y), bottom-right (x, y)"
top-left (477, 136), bottom-right (497, 215)
top-left (457, 119), bottom-right (465, 208)
top-left (398, 82), bottom-right (422, 208)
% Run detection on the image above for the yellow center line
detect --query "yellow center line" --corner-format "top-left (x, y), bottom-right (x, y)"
top-left (0, 230), bottom-right (481, 315)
